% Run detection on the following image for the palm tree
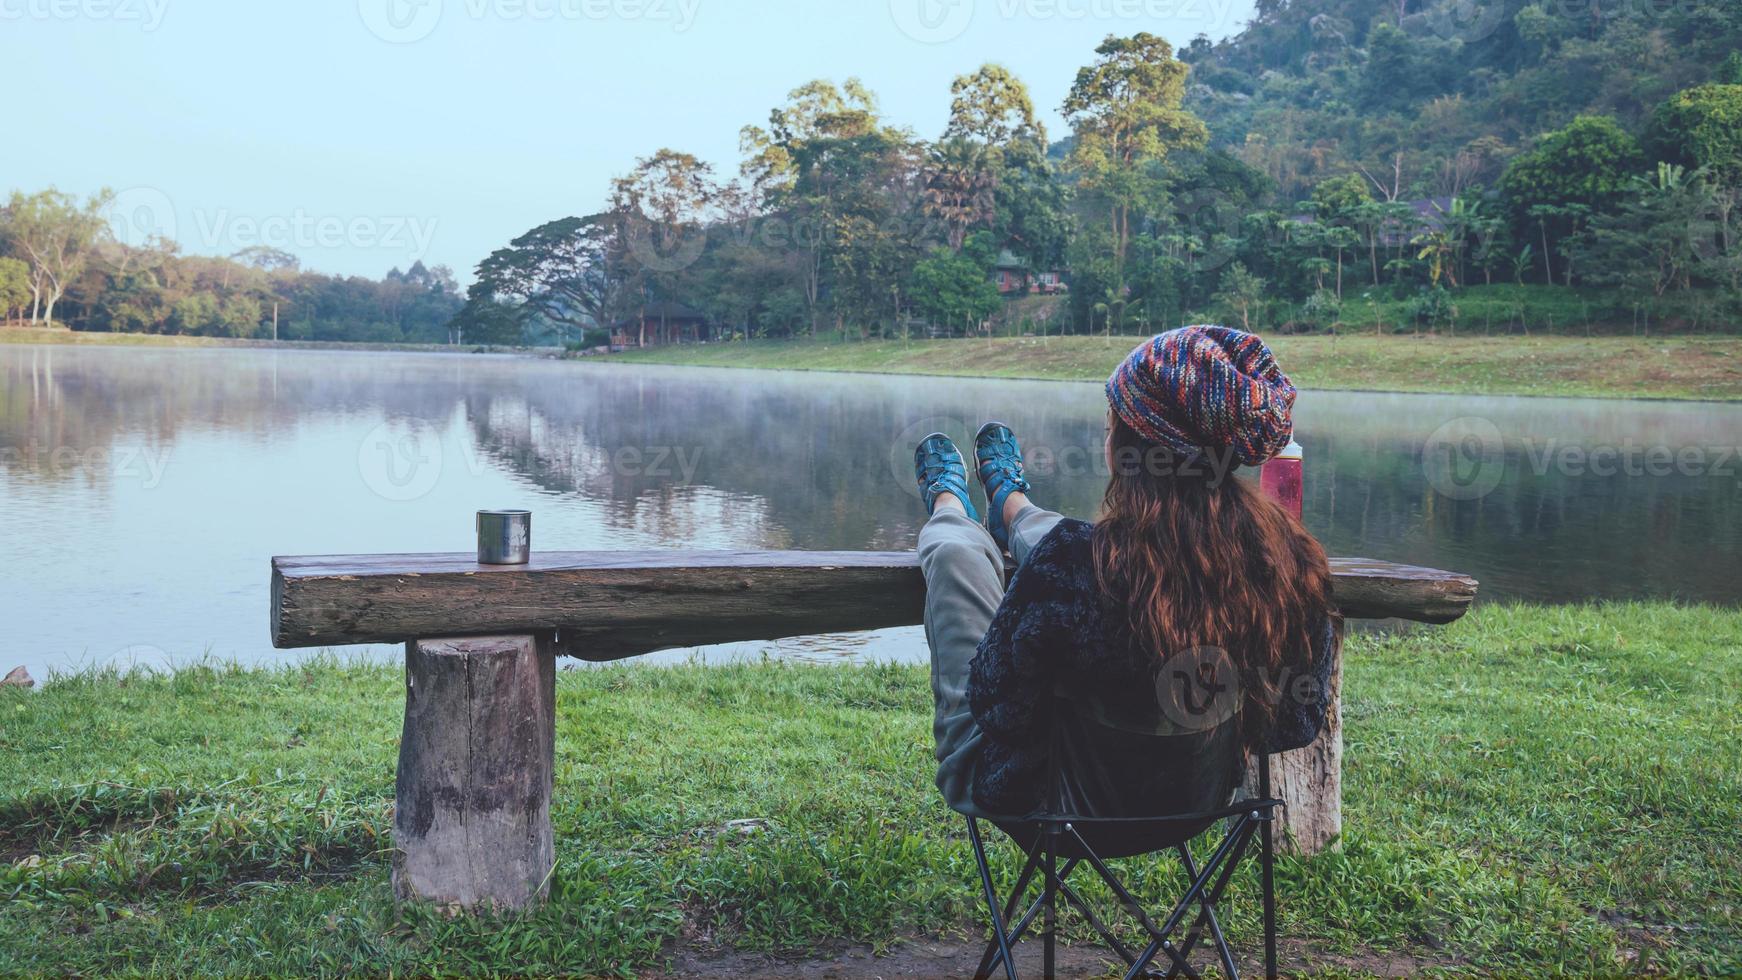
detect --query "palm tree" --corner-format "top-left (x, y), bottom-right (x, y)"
top-left (922, 138), bottom-right (997, 252)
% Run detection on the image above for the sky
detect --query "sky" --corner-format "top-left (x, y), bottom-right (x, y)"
top-left (7, 0), bottom-right (1257, 282)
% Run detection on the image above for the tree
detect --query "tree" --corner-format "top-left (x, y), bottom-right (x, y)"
top-left (232, 245), bottom-right (300, 273)
top-left (1062, 33), bottom-right (1209, 327)
top-left (945, 63), bottom-right (1046, 151)
top-left (908, 235), bottom-right (1002, 336)
top-left (744, 78), bottom-right (919, 337)
top-left (3, 188), bottom-right (114, 325)
top-left (1211, 262), bottom-right (1266, 331)
top-left (1311, 173), bottom-right (1370, 218)
top-left (0, 256), bottom-right (30, 321)
top-left (922, 138), bottom-right (997, 252)
top-left (1498, 116), bottom-right (1643, 285)
top-left (1648, 84), bottom-right (1742, 187)
top-left (1571, 164), bottom-right (1722, 297)
top-left (466, 215), bottom-right (623, 340)
top-left (610, 149), bottom-right (720, 345)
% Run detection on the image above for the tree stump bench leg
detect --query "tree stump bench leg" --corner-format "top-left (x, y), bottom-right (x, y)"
top-left (1248, 641), bottom-right (1343, 856)
top-left (392, 634), bottom-right (555, 910)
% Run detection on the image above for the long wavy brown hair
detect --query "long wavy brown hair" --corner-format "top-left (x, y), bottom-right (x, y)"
top-left (1093, 413), bottom-right (1340, 752)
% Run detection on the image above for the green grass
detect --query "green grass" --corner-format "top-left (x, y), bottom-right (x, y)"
top-left (608, 332), bottom-right (1742, 401)
top-left (2, 602), bottom-right (1739, 974)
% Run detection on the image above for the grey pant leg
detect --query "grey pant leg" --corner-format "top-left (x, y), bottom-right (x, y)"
top-left (917, 508), bottom-right (1005, 815)
top-left (1006, 504), bottom-right (1066, 568)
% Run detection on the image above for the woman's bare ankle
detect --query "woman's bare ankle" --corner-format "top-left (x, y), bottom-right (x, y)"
top-left (1002, 490), bottom-right (1030, 527)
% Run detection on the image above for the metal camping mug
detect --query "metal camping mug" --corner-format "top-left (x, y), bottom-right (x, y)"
top-left (476, 509), bottom-right (531, 564)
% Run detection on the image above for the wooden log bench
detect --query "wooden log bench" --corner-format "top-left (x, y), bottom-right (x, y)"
top-left (270, 550), bottom-right (1477, 910)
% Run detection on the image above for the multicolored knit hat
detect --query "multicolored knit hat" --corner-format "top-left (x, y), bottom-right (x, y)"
top-left (1105, 325), bottom-right (1297, 466)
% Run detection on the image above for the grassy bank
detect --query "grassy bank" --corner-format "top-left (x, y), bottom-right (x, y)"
top-left (609, 333), bottom-right (1742, 401)
top-left (3, 602), bottom-right (1739, 975)
top-left (0, 325), bottom-right (555, 356)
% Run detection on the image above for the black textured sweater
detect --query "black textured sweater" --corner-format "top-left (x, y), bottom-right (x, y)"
top-left (965, 518), bottom-right (1338, 816)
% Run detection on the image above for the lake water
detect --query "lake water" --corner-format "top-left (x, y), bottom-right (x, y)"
top-left (4, 344), bottom-right (1740, 681)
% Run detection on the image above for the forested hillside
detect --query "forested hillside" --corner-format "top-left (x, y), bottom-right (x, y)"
top-left (1185, 0), bottom-right (1742, 201)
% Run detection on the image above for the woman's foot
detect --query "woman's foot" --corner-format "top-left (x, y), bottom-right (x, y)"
top-left (974, 421), bottom-right (1033, 550)
top-left (914, 433), bottom-right (979, 520)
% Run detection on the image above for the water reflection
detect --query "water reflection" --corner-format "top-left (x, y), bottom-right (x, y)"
top-left (3, 344), bottom-right (1739, 680)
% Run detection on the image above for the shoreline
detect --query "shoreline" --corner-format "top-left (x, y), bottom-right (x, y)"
top-left (0, 326), bottom-right (560, 357)
top-left (11, 327), bottom-right (1742, 403)
top-left (599, 334), bottom-right (1742, 403)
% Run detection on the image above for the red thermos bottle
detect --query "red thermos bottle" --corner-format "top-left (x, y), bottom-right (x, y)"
top-left (1260, 438), bottom-right (1303, 518)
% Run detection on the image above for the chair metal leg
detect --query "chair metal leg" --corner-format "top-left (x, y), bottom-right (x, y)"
top-left (974, 840), bottom-right (1044, 980)
top-left (1260, 754), bottom-right (1278, 980)
top-left (1042, 824), bottom-right (1059, 980)
top-left (968, 817), bottom-right (1021, 980)
top-left (1173, 844), bottom-right (1240, 980)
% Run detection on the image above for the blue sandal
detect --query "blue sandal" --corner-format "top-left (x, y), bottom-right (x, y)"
top-left (974, 421), bottom-right (1032, 550)
top-left (914, 433), bottom-right (979, 521)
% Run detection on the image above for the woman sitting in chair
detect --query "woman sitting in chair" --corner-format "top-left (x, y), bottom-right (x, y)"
top-left (915, 325), bottom-right (1340, 820)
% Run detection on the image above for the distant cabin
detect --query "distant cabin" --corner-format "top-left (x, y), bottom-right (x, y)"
top-left (992, 250), bottom-right (1067, 295)
top-left (610, 301), bottom-right (712, 347)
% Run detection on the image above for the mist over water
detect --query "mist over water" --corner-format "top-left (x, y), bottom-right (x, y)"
top-left (4, 344), bottom-right (1739, 680)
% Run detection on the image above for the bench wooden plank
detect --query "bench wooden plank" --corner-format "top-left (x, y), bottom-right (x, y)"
top-left (272, 550), bottom-right (1478, 656)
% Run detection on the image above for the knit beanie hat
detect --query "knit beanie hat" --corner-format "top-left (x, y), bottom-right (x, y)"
top-left (1105, 325), bottom-right (1297, 466)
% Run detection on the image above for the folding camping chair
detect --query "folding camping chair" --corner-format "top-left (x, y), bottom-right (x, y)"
top-left (959, 693), bottom-right (1282, 980)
